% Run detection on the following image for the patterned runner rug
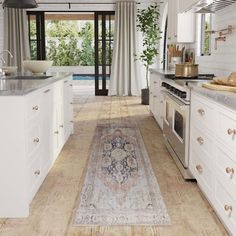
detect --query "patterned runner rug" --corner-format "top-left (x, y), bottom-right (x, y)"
top-left (74, 125), bottom-right (171, 226)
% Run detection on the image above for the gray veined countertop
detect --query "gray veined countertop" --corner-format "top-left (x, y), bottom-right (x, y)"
top-left (0, 72), bottom-right (72, 96)
top-left (190, 84), bottom-right (236, 112)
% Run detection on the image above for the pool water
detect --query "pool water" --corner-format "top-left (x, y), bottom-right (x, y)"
top-left (73, 75), bottom-right (110, 80)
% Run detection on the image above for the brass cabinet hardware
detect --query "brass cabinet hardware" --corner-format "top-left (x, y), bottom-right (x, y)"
top-left (197, 108), bottom-right (205, 116)
top-left (44, 89), bottom-right (51, 94)
top-left (34, 170), bottom-right (40, 176)
top-left (32, 105), bottom-right (39, 111)
top-left (54, 131), bottom-right (59, 134)
top-left (227, 128), bottom-right (236, 136)
top-left (224, 204), bottom-right (233, 212)
top-left (64, 80), bottom-right (68, 83)
top-left (196, 165), bottom-right (203, 173)
top-left (197, 137), bottom-right (204, 145)
top-left (33, 138), bottom-right (40, 143)
top-left (226, 167), bottom-right (234, 175)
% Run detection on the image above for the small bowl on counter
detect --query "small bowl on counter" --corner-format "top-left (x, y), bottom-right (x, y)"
top-left (23, 60), bottom-right (53, 74)
top-left (1, 66), bottom-right (17, 75)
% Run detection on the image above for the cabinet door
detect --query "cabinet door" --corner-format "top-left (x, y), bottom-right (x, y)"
top-left (63, 77), bottom-right (73, 140)
top-left (41, 86), bottom-right (53, 171)
top-left (167, 0), bottom-right (179, 44)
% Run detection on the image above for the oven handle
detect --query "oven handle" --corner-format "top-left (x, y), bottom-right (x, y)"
top-left (162, 90), bottom-right (187, 108)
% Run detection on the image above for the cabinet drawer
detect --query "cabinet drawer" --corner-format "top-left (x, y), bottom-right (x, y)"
top-left (214, 180), bottom-right (236, 234)
top-left (26, 93), bottom-right (42, 121)
top-left (191, 125), bottom-right (214, 158)
top-left (191, 94), bottom-right (216, 132)
top-left (190, 149), bottom-right (213, 198)
top-left (215, 146), bottom-right (236, 198)
top-left (218, 109), bottom-right (236, 153)
top-left (27, 124), bottom-right (41, 156)
top-left (28, 154), bottom-right (41, 198)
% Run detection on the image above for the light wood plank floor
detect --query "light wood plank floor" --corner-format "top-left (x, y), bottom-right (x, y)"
top-left (0, 89), bottom-right (228, 236)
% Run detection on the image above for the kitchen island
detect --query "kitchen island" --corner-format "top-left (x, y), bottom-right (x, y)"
top-left (0, 73), bottom-right (74, 217)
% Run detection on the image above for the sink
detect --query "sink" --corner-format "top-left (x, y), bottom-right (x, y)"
top-left (5, 75), bottom-right (52, 80)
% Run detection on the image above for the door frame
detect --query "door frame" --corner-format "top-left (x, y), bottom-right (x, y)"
top-left (94, 11), bottom-right (115, 96)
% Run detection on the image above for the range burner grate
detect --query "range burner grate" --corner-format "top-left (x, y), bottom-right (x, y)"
top-left (165, 74), bottom-right (215, 80)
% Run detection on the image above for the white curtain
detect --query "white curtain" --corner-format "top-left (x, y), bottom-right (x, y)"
top-left (3, 8), bottom-right (30, 72)
top-left (108, 1), bottom-right (140, 96)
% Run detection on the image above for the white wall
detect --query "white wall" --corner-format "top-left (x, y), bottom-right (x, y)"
top-left (196, 3), bottom-right (236, 76)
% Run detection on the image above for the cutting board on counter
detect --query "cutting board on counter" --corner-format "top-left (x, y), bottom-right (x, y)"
top-left (202, 83), bottom-right (236, 93)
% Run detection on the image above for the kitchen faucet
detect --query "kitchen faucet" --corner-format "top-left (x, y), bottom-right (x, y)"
top-left (0, 50), bottom-right (13, 59)
top-left (0, 50), bottom-right (13, 79)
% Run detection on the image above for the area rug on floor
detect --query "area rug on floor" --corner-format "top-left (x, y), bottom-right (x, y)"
top-left (74, 125), bottom-right (171, 226)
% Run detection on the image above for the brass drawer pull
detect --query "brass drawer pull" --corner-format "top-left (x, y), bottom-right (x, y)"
top-left (70, 84), bottom-right (73, 87)
top-left (224, 204), bottom-right (233, 212)
top-left (44, 89), bottom-right (51, 94)
top-left (196, 165), bottom-right (203, 173)
top-left (154, 81), bottom-right (157, 84)
top-left (60, 124), bottom-right (64, 128)
top-left (64, 80), bottom-right (68, 83)
top-left (197, 137), bottom-right (204, 145)
top-left (70, 120), bottom-right (74, 123)
top-left (34, 170), bottom-right (40, 176)
top-left (32, 105), bottom-right (39, 111)
top-left (54, 131), bottom-right (59, 134)
top-left (226, 167), bottom-right (234, 176)
top-left (227, 128), bottom-right (236, 136)
top-left (33, 138), bottom-right (40, 143)
top-left (153, 95), bottom-right (157, 98)
top-left (197, 108), bottom-right (205, 116)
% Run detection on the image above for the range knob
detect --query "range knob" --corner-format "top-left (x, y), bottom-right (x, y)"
top-left (162, 82), bottom-right (167, 87)
top-left (181, 92), bottom-right (187, 99)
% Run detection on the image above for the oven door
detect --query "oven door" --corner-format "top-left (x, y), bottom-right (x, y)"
top-left (163, 92), bottom-right (189, 168)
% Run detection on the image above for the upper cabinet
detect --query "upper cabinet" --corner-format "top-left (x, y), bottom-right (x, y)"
top-left (167, 0), bottom-right (179, 44)
top-left (179, 0), bottom-right (199, 13)
top-left (167, 0), bottom-right (196, 44)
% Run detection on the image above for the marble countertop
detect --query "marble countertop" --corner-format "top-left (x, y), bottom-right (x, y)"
top-left (149, 68), bottom-right (175, 75)
top-left (0, 72), bottom-right (72, 96)
top-left (190, 84), bottom-right (236, 111)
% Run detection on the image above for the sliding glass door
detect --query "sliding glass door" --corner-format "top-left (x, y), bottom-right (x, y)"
top-left (94, 12), bottom-right (115, 96)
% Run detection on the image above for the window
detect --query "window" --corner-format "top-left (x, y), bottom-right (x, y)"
top-left (201, 13), bottom-right (212, 56)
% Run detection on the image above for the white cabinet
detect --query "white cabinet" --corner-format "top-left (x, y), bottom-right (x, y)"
top-left (190, 92), bottom-right (236, 235)
top-left (0, 75), bottom-right (73, 217)
top-left (168, 0), bottom-right (196, 43)
top-left (178, 0), bottom-right (199, 13)
top-left (167, 0), bottom-right (179, 44)
top-left (149, 71), bottom-right (164, 130)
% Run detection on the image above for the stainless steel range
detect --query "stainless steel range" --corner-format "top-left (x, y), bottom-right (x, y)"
top-left (161, 74), bottom-right (214, 179)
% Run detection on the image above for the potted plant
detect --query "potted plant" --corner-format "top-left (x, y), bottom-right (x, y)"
top-left (136, 3), bottom-right (162, 105)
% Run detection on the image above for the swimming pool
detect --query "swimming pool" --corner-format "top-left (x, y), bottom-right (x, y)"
top-left (73, 75), bottom-right (110, 80)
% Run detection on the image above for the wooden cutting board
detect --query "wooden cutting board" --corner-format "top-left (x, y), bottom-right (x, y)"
top-left (202, 83), bottom-right (236, 93)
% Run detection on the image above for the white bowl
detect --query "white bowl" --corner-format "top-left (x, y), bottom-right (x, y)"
top-left (2, 66), bottom-right (17, 75)
top-left (23, 60), bottom-right (53, 74)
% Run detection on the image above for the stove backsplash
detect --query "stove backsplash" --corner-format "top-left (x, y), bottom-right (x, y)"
top-left (195, 3), bottom-right (236, 77)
